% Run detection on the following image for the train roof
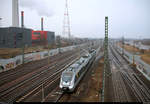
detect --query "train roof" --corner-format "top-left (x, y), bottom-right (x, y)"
top-left (89, 49), bottom-right (96, 53)
top-left (62, 49), bottom-right (95, 75)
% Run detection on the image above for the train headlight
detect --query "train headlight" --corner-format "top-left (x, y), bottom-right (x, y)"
top-left (69, 85), bottom-right (73, 89)
top-left (60, 84), bottom-right (63, 88)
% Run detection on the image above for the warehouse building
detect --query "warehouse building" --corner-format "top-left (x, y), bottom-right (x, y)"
top-left (0, 27), bottom-right (55, 48)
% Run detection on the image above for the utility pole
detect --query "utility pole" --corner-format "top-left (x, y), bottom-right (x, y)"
top-left (40, 17), bottom-right (50, 64)
top-left (122, 36), bottom-right (124, 56)
top-left (57, 36), bottom-right (61, 54)
top-left (47, 44), bottom-right (50, 64)
top-left (21, 11), bottom-right (25, 64)
top-left (132, 40), bottom-right (136, 66)
top-left (41, 17), bottom-right (44, 31)
top-left (101, 16), bottom-right (109, 102)
top-left (78, 45), bottom-right (81, 58)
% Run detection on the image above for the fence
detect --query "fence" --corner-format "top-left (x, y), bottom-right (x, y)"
top-left (116, 45), bottom-right (150, 81)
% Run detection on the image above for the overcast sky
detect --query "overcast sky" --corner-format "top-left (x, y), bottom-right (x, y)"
top-left (0, 0), bottom-right (150, 39)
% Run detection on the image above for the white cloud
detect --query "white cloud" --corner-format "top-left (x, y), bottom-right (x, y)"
top-left (19, 0), bottom-right (54, 17)
top-left (17, 0), bottom-right (150, 38)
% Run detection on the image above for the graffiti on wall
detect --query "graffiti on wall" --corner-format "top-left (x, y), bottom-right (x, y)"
top-left (0, 65), bottom-right (4, 70)
top-left (43, 53), bottom-right (48, 57)
top-left (24, 56), bottom-right (34, 63)
top-left (34, 54), bottom-right (41, 60)
top-left (5, 62), bottom-right (15, 69)
top-left (0, 44), bottom-right (78, 72)
top-left (16, 59), bottom-right (21, 65)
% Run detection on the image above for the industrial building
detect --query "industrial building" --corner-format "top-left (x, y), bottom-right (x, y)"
top-left (0, 27), bottom-right (55, 48)
top-left (32, 30), bottom-right (55, 46)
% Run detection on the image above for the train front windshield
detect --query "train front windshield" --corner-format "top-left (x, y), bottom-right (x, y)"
top-left (62, 73), bottom-right (72, 82)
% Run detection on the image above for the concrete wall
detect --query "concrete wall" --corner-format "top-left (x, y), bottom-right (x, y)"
top-left (0, 44), bottom-right (88, 72)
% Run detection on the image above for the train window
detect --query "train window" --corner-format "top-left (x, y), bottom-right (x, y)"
top-left (79, 58), bottom-right (84, 63)
top-left (62, 73), bottom-right (73, 82)
top-left (78, 68), bottom-right (84, 78)
top-left (78, 72), bottom-right (80, 77)
top-left (77, 61), bottom-right (81, 65)
top-left (75, 76), bottom-right (77, 82)
top-left (68, 67), bottom-right (73, 71)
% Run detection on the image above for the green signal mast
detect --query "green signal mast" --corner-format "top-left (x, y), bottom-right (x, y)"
top-left (104, 16), bottom-right (109, 76)
top-left (104, 17), bottom-right (108, 65)
top-left (101, 16), bottom-right (109, 102)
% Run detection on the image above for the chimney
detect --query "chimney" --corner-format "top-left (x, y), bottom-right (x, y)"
top-left (41, 17), bottom-right (44, 31)
top-left (21, 11), bottom-right (24, 28)
top-left (12, 0), bottom-right (19, 27)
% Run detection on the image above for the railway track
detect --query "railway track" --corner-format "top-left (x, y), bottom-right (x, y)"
top-left (109, 48), bottom-right (131, 102)
top-left (112, 45), bottom-right (150, 102)
top-left (0, 50), bottom-right (84, 103)
top-left (109, 43), bottom-right (150, 102)
top-left (16, 56), bottom-right (79, 102)
top-left (0, 43), bottom-right (101, 103)
top-left (0, 51), bottom-right (78, 92)
top-left (0, 50), bottom-right (77, 86)
top-left (20, 49), bottom-right (90, 102)
top-left (44, 46), bottom-right (102, 102)
top-left (46, 89), bottom-right (72, 102)
top-left (0, 51), bottom-right (78, 94)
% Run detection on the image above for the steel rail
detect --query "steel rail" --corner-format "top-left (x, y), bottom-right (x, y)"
top-left (0, 54), bottom-right (76, 98)
top-left (110, 43), bottom-right (150, 102)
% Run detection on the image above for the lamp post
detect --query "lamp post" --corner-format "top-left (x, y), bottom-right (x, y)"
top-left (47, 44), bottom-right (50, 64)
top-left (21, 11), bottom-right (25, 64)
top-left (57, 35), bottom-right (61, 54)
top-left (133, 40), bottom-right (135, 66)
top-left (122, 36), bottom-right (124, 56)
